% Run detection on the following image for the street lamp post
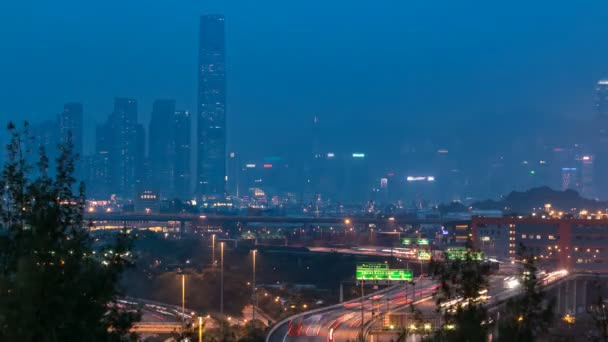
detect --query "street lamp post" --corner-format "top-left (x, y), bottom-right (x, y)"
top-left (198, 316), bottom-right (203, 342)
top-left (360, 280), bottom-right (365, 341)
top-left (252, 249), bottom-right (257, 322)
top-left (181, 274), bottom-right (186, 326)
top-left (220, 242), bottom-right (224, 317)
top-left (212, 234), bottom-right (216, 266)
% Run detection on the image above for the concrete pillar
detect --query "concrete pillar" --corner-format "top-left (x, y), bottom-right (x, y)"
top-left (340, 282), bottom-right (344, 303)
top-left (555, 284), bottom-right (562, 315)
top-left (573, 279), bottom-right (577, 314)
top-left (582, 280), bottom-right (587, 313)
top-left (565, 280), bottom-right (570, 314)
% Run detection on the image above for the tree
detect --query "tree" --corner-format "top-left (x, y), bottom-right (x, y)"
top-left (586, 277), bottom-right (608, 342)
top-left (430, 250), bottom-right (491, 342)
top-left (0, 122), bottom-right (139, 341)
top-left (237, 320), bottom-right (267, 342)
top-left (497, 245), bottom-right (555, 342)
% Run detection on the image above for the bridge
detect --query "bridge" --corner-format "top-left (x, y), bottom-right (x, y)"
top-left (84, 212), bottom-right (465, 226)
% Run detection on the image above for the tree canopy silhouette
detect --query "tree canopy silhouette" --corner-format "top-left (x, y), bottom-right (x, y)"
top-left (0, 122), bottom-right (139, 341)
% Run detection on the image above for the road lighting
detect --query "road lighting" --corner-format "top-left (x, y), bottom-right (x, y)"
top-left (198, 316), bottom-right (203, 342)
top-left (181, 274), bottom-right (186, 326)
top-left (212, 234), bottom-right (216, 266)
top-left (220, 242), bottom-right (225, 316)
top-left (252, 249), bottom-right (257, 322)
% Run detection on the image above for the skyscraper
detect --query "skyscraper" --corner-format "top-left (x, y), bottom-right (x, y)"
top-left (29, 120), bottom-right (58, 169)
top-left (174, 110), bottom-right (191, 199)
top-left (90, 123), bottom-right (112, 198)
top-left (58, 102), bottom-right (83, 158)
top-left (57, 102), bottom-right (84, 180)
top-left (108, 98), bottom-right (140, 198)
top-left (149, 100), bottom-right (175, 197)
top-left (595, 80), bottom-right (608, 198)
top-left (197, 15), bottom-right (227, 199)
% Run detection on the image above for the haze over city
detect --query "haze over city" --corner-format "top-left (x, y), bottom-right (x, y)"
top-left (5, 2), bottom-right (608, 342)
top-left (3, 1), bottom-right (608, 204)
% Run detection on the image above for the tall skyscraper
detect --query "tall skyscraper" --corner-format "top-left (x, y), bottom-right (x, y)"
top-left (58, 103), bottom-right (83, 157)
top-left (89, 123), bottom-right (112, 198)
top-left (197, 15), bottom-right (227, 199)
top-left (29, 120), bottom-right (58, 170)
top-left (108, 98), bottom-right (140, 198)
top-left (149, 100), bottom-right (176, 198)
top-left (595, 80), bottom-right (608, 198)
top-left (57, 102), bottom-right (84, 180)
top-left (174, 110), bottom-right (191, 199)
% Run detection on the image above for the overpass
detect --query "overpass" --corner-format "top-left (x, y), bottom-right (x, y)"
top-left (85, 212), bottom-right (466, 227)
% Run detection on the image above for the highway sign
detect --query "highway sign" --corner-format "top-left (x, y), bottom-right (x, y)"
top-left (417, 250), bottom-right (432, 261)
top-left (445, 247), bottom-right (484, 260)
top-left (401, 238), bottom-right (430, 246)
top-left (356, 263), bottom-right (412, 282)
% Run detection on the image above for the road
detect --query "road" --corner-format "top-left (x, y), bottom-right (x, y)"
top-left (267, 277), bottom-right (439, 342)
top-left (267, 269), bottom-right (570, 342)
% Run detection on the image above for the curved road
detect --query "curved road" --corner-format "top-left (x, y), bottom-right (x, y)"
top-left (267, 278), bottom-right (438, 342)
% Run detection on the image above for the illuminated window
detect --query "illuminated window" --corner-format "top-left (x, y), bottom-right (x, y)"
top-left (522, 234), bottom-right (527, 239)
top-left (548, 235), bottom-right (555, 240)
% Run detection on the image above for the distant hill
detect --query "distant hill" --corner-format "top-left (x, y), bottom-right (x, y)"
top-left (471, 187), bottom-right (608, 214)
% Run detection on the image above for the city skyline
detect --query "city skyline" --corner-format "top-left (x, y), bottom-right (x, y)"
top-left (5, 3), bottom-right (608, 203)
top-left (3, 1), bottom-right (608, 157)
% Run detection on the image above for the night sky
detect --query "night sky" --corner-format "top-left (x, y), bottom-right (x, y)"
top-left (2, 0), bottom-right (608, 159)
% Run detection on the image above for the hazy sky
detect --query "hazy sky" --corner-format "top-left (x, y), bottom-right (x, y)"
top-left (1, 0), bottom-right (608, 157)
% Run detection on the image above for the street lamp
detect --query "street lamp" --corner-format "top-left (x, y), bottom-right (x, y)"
top-left (198, 316), bottom-right (203, 342)
top-left (252, 249), bottom-right (257, 322)
top-left (212, 234), bottom-right (216, 266)
top-left (181, 274), bottom-right (186, 326)
top-left (220, 242), bottom-right (225, 317)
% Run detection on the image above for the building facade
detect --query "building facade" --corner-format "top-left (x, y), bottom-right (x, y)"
top-left (197, 15), bottom-right (227, 199)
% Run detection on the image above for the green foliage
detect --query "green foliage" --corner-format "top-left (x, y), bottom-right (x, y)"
top-left (0, 122), bottom-right (139, 341)
top-left (430, 251), bottom-right (491, 342)
top-left (497, 245), bottom-right (554, 342)
top-left (586, 278), bottom-right (608, 342)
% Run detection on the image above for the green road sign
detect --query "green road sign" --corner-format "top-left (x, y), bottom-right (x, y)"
top-left (356, 263), bottom-right (411, 281)
top-left (388, 269), bottom-right (413, 281)
top-left (401, 237), bottom-right (430, 246)
top-left (357, 262), bottom-right (388, 270)
top-left (417, 251), bottom-right (432, 261)
top-left (445, 247), bottom-right (484, 261)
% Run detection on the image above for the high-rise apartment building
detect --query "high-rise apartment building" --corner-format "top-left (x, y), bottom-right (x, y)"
top-left (149, 100), bottom-right (176, 198)
top-left (58, 103), bottom-right (83, 158)
top-left (106, 98), bottom-right (141, 198)
top-left (174, 110), bottom-right (191, 199)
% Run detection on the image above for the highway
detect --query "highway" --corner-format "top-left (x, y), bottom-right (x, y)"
top-left (267, 277), bottom-right (439, 342)
top-left (267, 269), bottom-right (570, 342)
